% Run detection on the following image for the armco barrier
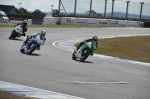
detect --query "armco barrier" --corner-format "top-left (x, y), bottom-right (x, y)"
top-left (143, 22), bottom-right (150, 28)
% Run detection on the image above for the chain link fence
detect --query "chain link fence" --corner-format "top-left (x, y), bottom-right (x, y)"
top-left (57, 0), bottom-right (150, 22)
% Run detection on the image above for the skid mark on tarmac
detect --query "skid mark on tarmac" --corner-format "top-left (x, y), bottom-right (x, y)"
top-left (47, 81), bottom-right (130, 85)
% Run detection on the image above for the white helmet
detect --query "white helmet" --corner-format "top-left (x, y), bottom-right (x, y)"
top-left (40, 30), bottom-right (46, 40)
top-left (23, 20), bottom-right (27, 24)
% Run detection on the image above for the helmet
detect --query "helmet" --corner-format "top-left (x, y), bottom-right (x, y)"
top-left (23, 20), bottom-right (27, 24)
top-left (23, 20), bottom-right (27, 26)
top-left (92, 36), bottom-right (98, 41)
top-left (40, 30), bottom-right (46, 40)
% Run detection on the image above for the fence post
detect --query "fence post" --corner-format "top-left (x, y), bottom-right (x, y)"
top-left (74, 0), bottom-right (77, 16)
top-left (104, 0), bottom-right (107, 18)
top-left (111, 0), bottom-right (115, 18)
top-left (126, 1), bottom-right (130, 20)
top-left (140, 2), bottom-right (144, 21)
top-left (58, 0), bottom-right (61, 16)
top-left (89, 0), bottom-right (92, 17)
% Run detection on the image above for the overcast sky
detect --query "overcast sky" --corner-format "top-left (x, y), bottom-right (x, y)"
top-left (0, 0), bottom-right (59, 12)
top-left (0, 0), bottom-right (150, 13)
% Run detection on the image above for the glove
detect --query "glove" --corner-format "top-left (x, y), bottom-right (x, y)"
top-left (44, 38), bottom-right (46, 42)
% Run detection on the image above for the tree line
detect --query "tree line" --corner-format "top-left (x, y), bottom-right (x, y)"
top-left (7, 7), bottom-right (46, 22)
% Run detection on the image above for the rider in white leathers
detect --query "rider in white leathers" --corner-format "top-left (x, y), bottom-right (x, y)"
top-left (25, 30), bottom-right (46, 52)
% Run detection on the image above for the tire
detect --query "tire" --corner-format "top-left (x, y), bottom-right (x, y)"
top-left (26, 44), bottom-right (36, 55)
top-left (72, 53), bottom-right (77, 60)
top-left (80, 50), bottom-right (90, 62)
top-left (20, 45), bottom-right (25, 53)
top-left (9, 36), bottom-right (12, 39)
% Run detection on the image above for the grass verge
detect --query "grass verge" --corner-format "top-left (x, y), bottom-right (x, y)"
top-left (76, 36), bottom-right (150, 63)
top-left (0, 90), bottom-right (36, 99)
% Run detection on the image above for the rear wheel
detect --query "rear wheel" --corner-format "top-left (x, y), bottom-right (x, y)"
top-left (9, 30), bottom-right (18, 39)
top-left (26, 44), bottom-right (36, 55)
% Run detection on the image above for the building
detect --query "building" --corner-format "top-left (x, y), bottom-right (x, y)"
top-left (0, 5), bottom-right (16, 14)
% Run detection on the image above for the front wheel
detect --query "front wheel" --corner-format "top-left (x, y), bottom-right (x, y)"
top-left (80, 50), bottom-right (90, 62)
top-left (20, 45), bottom-right (25, 53)
top-left (72, 53), bottom-right (77, 60)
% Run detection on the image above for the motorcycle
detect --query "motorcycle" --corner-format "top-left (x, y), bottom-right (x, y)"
top-left (72, 41), bottom-right (97, 62)
top-left (20, 35), bottom-right (45, 55)
top-left (9, 25), bottom-right (27, 39)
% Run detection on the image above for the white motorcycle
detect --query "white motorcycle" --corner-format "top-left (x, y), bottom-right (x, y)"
top-left (20, 35), bottom-right (45, 54)
top-left (9, 25), bottom-right (27, 39)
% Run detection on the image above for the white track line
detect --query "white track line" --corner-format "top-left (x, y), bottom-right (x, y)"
top-left (0, 81), bottom-right (85, 99)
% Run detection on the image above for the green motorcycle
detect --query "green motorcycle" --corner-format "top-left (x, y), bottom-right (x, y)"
top-left (72, 41), bottom-right (97, 62)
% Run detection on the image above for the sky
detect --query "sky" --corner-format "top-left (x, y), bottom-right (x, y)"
top-left (0, 0), bottom-right (59, 12)
top-left (0, 0), bottom-right (150, 15)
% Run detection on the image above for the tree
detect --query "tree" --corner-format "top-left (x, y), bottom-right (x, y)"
top-left (20, 7), bottom-right (28, 14)
top-left (86, 10), bottom-right (102, 17)
top-left (52, 9), bottom-right (59, 17)
top-left (33, 9), bottom-right (42, 14)
top-left (16, 7), bottom-right (29, 14)
top-left (32, 9), bottom-right (46, 22)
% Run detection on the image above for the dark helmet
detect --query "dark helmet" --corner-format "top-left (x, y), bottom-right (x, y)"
top-left (92, 36), bottom-right (98, 41)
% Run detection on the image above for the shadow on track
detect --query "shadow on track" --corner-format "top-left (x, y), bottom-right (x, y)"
top-left (73, 59), bottom-right (94, 64)
top-left (28, 53), bottom-right (41, 56)
top-left (20, 52), bottom-right (41, 56)
top-left (8, 38), bottom-right (24, 41)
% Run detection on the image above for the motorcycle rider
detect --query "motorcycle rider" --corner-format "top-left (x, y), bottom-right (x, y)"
top-left (15, 20), bottom-right (28, 36)
top-left (76, 36), bottom-right (98, 55)
top-left (23, 33), bottom-right (38, 45)
top-left (24, 30), bottom-right (46, 53)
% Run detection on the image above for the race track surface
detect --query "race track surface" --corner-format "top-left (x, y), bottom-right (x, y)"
top-left (0, 28), bottom-right (150, 99)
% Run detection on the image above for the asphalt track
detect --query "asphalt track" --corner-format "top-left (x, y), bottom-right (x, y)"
top-left (0, 28), bottom-right (150, 99)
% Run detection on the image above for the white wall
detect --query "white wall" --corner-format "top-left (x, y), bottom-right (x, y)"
top-left (43, 17), bottom-right (144, 27)
top-left (43, 17), bottom-right (56, 25)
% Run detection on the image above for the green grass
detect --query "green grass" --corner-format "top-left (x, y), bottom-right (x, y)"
top-left (97, 36), bottom-right (150, 63)
top-left (0, 24), bottom-right (101, 28)
top-left (0, 90), bottom-right (36, 99)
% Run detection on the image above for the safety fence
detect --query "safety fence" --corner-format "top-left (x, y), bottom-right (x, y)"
top-left (56, 0), bottom-right (150, 21)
